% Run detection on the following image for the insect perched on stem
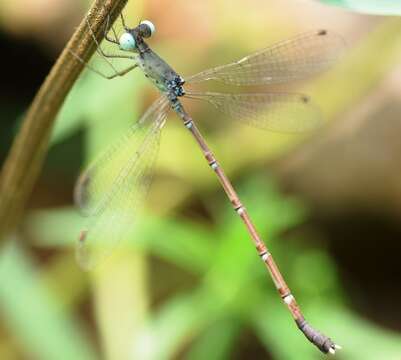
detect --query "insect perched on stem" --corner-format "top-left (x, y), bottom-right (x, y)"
top-left (71, 13), bottom-right (344, 354)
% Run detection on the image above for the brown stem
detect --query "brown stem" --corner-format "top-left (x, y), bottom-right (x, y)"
top-left (0, 0), bottom-right (128, 243)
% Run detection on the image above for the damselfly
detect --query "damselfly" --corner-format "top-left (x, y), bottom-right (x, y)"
top-left (72, 13), bottom-right (344, 354)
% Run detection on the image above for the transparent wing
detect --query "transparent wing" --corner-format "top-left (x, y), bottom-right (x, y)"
top-left (74, 96), bottom-right (170, 270)
top-left (185, 30), bottom-right (344, 86)
top-left (185, 91), bottom-right (321, 133)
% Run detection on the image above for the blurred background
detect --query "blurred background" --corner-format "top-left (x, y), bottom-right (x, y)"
top-left (0, 0), bottom-right (401, 359)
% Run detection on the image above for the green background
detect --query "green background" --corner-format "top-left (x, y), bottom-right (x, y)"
top-left (0, 0), bottom-right (400, 359)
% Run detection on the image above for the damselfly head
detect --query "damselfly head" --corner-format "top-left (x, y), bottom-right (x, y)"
top-left (119, 20), bottom-right (155, 51)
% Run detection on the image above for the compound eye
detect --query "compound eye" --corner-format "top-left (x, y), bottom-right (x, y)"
top-left (139, 20), bottom-right (156, 37)
top-left (119, 32), bottom-right (136, 51)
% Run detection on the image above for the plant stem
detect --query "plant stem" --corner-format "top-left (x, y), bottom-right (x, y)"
top-left (0, 0), bottom-right (128, 243)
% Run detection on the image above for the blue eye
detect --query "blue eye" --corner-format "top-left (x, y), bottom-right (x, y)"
top-left (119, 33), bottom-right (136, 51)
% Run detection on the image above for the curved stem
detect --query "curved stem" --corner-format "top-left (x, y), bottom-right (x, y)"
top-left (0, 0), bottom-right (128, 243)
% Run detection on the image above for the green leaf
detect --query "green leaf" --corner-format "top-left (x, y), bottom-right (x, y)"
top-left (186, 318), bottom-right (241, 360)
top-left (318, 0), bottom-right (401, 15)
top-left (27, 207), bottom-right (214, 274)
top-left (26, 207), bottom-right (82, 247)
top-left (132, 290), bottom-right (223, 360)
top-left (0, 240), bottom-right (97, 360)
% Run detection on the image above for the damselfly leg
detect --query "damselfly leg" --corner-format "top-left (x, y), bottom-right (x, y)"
top-left (69, 14), bottom-right (138, 80)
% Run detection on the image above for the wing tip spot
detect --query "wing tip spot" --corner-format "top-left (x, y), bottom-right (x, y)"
top-left (79, 229), bottom-right (88, 243)
top-left (317, 29), bottom-right (328, 36)
top-left (301, 95), bottom-right (310, 103)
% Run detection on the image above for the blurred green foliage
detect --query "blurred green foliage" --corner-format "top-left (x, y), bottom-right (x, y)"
top-left (5, 178), bottom-right (401, 359)
top-left (1, 0), bottom-right (401, 359)
top-left (318, 0), bottom-right (401, 15)
top-left (0, 240), bottom-right (97, 360)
